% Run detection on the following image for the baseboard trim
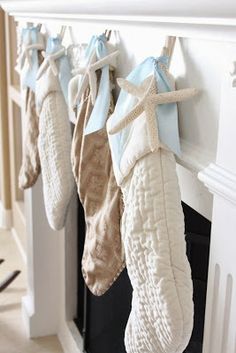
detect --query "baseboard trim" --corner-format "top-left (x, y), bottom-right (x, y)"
top-left (58, 320), bottom-right (83, 353)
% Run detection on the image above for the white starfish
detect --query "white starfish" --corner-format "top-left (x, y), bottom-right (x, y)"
top-left (36, 48), bottom-right (66, 79)
top-left (19, 43), bottom-right (45, 69)
top-left (108, 75), bottom-right (198, 151)
top-left (73, 49), bottom-right (119, 106)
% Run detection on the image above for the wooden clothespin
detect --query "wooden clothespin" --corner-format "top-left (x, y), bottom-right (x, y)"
top-left (69, 26), bottom-right (77, 45)
top-left (27, 22), bottom-right (34, 28)
top-left (104, 29), bottom-right (112, 41)
top-left (37, 23), bottom-right (42, 31)
top-left (59, 25), bottom-right (67, 41)
top-left (161, 36), bottom-right (176, 68)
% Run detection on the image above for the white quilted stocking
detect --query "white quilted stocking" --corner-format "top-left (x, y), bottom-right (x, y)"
top-left (121, 148), bottom-right (193, 353)
top-left (37, 68), bottom-right (75, 231)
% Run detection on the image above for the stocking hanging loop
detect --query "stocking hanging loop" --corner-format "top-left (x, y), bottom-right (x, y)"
top-left (104, 29), bottom-right (112, 41)
top-left (36, 23), bottom-right (42, 31)
top-left (59, 25), bottom-right (66, 41)
top-left (69, 26), bottom-right (76, 45)
top-left (161, 36), bottom-right (176, 68)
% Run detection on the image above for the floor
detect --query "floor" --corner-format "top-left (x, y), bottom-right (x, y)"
top-left (0, 229), bottom-right (63, 353)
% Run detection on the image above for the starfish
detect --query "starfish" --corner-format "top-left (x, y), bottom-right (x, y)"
top-left (108, 75), bottom-right (198, 151)
top-left (36, 48), bottom-right (66, 79)
top-left (73, 49), bottom-right (119, 106)
top-left (19, 42), bottom-right (45, 69)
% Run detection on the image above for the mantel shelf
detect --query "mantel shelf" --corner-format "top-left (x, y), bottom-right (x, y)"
top-left (1, 0), bottom-right (236, 19)
top-left (1, 0), bottom-right (236, 41)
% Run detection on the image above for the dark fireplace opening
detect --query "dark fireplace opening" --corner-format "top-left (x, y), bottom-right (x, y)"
top-left (75, 201), bottom-right (211, 353)
top-left (183, 203), bottom-right (211, 353)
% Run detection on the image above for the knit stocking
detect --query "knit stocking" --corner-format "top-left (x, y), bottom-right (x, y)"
top-left (71, 73), bottom-right (124, 296)
top-left (36, 67), bottom-right (75, 230)
top-left (19, 88), bottom-right (41, 189)
top-left (121, 148), bottom-right (193, 353)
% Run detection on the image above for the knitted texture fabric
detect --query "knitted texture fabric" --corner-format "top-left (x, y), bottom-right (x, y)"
top-left (70, 72), bottom-right (124, 296)
top-left (107, 67), bottom-right (194, 352)
top-left (18, 88), bottom-right (41, 189)
top-left (36, 66), bottom-right (75, 231)
top-left (121, 148), bottom-right (193, 353)
top-left (18, 51), bottom-right (44, 189)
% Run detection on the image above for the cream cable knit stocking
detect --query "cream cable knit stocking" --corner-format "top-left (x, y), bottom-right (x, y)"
top-left (36, 60), bottom-right (75, 231)
top-left (107, 73), bottom-right (197, 353)
top-left (121, 149), bottom-right (193, 353)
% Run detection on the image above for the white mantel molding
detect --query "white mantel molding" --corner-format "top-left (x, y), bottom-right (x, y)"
top-left (1, 0), bottom-right (236, 21)
top-left (198, 163), bottom-right (236, 205)
top-left (2, 0), bottom-right (236, 41)
top-left (178, 139), bottom-right (215, 175)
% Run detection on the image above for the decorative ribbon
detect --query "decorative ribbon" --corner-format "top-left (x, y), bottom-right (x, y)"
top-left (85, 39), bottom-right (119, 134)
top-left (106, 56), bottom-right (181, 170)
top-left (19, 27), bottom-right (44, 92)
top-left (72, 34), bottom-right (118, 135)
top-left (71, 34), bottom-right (97, 104)
top-left (36, 36), bottom-right (72, 105)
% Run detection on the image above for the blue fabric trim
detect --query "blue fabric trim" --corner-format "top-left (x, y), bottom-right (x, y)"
top-left (84, 35), bottom-right (111, 134)
top-left (74, 34), bottom-right (112, 134)
top-left (21, 27), bottom-right (40, 92)
top-left (108, 55), bottom-right (181, 171)
top-left (45, 36), bottom-right (72, 105)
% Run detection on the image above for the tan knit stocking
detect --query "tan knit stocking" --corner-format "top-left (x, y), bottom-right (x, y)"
top-left (19, 88), bottom-right (40, 189)
top-left (71, 73), bottom-right (124, 296)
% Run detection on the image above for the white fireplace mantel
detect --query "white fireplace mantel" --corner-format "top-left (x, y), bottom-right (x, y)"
top-left (1, 2), bottom-right (236, 353)
top-left (1, 0), bottom-right (236, 23)
top-left (2, 0), bottom-right (236, 42)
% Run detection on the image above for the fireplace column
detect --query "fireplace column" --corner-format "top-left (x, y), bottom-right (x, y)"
top-left (199, 44), bottom-right (236, 353)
